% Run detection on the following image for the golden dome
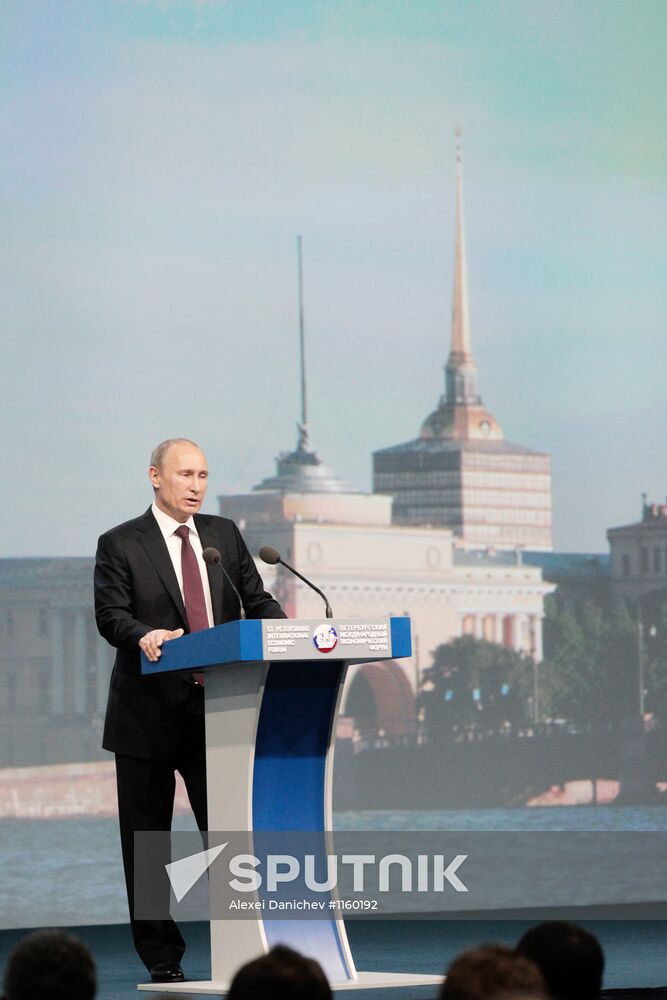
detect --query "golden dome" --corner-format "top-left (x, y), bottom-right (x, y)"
top-left (420, 403), bottom-right (504, 441)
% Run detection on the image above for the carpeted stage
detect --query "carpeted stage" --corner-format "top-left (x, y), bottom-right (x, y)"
top-left (1, 914), bottom-right (665, 1000)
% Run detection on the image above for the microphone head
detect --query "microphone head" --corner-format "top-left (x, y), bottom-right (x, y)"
top-left (259, 545), bottom-right (281, 565)
top-left (202, 547), bottom-right (222, 566)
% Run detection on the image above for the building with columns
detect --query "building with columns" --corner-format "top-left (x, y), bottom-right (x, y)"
top-left (224, 482), bottom-right (551, 700)
top-left (373, 133), bottom-right (553, 551)
top-left (0, 558), bottom-right (110, 767)
top-left (607, 497), bottom-right (667, 605)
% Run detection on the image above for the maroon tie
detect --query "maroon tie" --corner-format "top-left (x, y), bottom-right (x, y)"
top-left (175, 525), bottom-right (208, 684)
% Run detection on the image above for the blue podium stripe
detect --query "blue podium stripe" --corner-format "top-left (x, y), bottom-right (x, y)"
top-left (253, 661), bottom-right (338, 830)
top-left (253, 660), bottom-right (352, 982)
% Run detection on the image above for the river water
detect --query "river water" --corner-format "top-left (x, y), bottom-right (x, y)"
top-left (1, 806), bottom-right (666, 930)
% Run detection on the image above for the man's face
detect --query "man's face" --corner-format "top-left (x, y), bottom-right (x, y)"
top-left (150, 442), bottom-right (209, 522)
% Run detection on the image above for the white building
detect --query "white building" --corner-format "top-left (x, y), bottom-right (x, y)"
top-left (222, 472), bottom-right (552, 711)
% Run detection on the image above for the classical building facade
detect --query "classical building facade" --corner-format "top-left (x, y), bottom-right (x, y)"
top-left (0, 558), bottom-right (110, 767)
top-left (373, 134), bottom-right (553, 551)
top-left (607, 497), bottom-right (667, 605)
top-left (222, 440), bottom-right (553, 711)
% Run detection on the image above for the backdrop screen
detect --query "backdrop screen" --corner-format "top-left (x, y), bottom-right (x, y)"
top-left (2, 0), bottom-right (666, 930)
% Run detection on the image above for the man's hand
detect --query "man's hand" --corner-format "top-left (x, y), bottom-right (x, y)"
top-left (138, 628), bottom-right (185, 662)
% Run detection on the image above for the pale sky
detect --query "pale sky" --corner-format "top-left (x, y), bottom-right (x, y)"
top-left (2, 0), bottom-right (666, 555)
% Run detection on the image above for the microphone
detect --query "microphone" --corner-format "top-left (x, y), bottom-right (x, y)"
top-left (202, 547), bottom-right (247, 620)
top-left (259, 545), bottom-right (333, 619)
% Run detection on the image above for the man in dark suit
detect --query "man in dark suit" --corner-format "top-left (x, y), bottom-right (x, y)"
top-left (94, 438), bottom-right (285, 982)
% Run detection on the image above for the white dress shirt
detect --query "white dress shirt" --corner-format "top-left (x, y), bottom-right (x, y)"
top-left (151, 503), bottom-right (214, 628)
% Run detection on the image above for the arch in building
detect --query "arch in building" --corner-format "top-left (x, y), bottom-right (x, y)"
top-left (345, 660), bottom-right (416, 739)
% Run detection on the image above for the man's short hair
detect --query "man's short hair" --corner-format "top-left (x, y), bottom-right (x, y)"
top-left (439, 944), bottom-right (546, 1000)
top-left (516, 921), bottom-right (604, 1000)
top-left (2, 929), bottom-right (96, 1000)
top-left (150, 438), bottom-right (200, 470)
top-left (227, 945), bottom-right (331, 1000)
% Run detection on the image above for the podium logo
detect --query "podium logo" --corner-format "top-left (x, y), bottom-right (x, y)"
top-left (312, 623), bottom-right (338, 653)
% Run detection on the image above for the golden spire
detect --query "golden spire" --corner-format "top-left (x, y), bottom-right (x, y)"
top-left (420, 129), bottom-right (503, 441)
top-left (450, 126), bottom-right (473, 362)
top-left (445, 127), bottom-right (479, 405)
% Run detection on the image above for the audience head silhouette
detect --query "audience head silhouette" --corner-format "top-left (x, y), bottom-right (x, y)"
top-left (228, 945), bottom-right (331, 1000)
top-left (516, 921), bottom-right (604, 1000)
top-left (2, 929), bottom-right (96, 1000)
top-left (438, 944), bottom-right (546, 1000)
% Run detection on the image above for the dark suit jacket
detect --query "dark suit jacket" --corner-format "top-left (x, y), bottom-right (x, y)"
top-left (94, 507), bottom-right (285, 760)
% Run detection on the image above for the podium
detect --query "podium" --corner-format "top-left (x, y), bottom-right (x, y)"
top-left (137, 617), bottom-right (442, 995)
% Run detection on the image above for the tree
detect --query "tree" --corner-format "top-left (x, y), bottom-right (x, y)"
top-left (642, 591), bottom-right (667, 719)
top-left (541, 596), bottom-right (643, 729)
top-left (419, 636), bottom-right (534, 739)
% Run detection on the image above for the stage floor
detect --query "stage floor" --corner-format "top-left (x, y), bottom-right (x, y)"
top-left (1, 918), bottom-right (665, 1000)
